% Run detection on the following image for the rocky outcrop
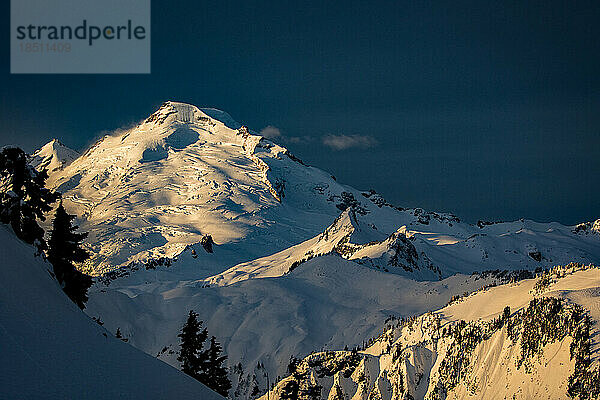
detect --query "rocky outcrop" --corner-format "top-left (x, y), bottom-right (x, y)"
top-left (262, 265), bottom-right (600, 400)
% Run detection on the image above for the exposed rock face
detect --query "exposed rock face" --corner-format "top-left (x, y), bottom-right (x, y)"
top-left (201, 234), bottom-right (214, 253)
top-left (528, 251), bottom-right (542, 262)
top-left (574, 219), bottom-right (600, 235)
top-left (387, 231), bottom-right (438, 276)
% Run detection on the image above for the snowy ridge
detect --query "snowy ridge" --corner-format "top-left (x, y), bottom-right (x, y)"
top-left (348, 227), bottom-right (441, 280)
top-left (203, 209), bottom-right (367, 286)
top-left (261, 265), bottom-right (600, 400)
top-left (205, 209), bottom-right (440, 287)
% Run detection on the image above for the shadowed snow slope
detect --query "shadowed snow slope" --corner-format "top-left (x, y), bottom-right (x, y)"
top-left (0, 226), bottom-right (222, 400)
top-left (86, 254), bottom-right (513, 394)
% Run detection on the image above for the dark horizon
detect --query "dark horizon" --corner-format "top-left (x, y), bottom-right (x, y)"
top-left (1, 1), bottom-right (599, 225)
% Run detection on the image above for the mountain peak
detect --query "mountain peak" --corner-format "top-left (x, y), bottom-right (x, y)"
top-left (35, 102), bottom-right (600, 276)
top-left (144, 101), bottom-right (244, 132)
top-left (31, 139), bottom-right (78, 173)
top-left (40, 138), bottom-right (66, 152)
top-left (46, 138), bottom-right (62, 147)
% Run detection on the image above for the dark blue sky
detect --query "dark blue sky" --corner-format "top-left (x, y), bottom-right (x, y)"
top-left (1, 1), bottom-right (599, 224)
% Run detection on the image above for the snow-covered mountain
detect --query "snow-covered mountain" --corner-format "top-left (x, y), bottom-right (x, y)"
top-left (261, 264), bottom-right (600, 400)
top-left (30, 101), bottom-right (600, 398)
top-left (42, 101), bottom-right (359, 274)
top-left (0, 225), bottom-right (222, 400)
top-left (37, 101), bottom-right (600, 279)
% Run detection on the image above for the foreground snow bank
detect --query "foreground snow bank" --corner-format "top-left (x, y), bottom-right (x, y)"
top-left (0, 226), bottom-right (221, 400)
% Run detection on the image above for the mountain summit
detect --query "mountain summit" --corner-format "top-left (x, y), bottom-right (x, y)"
top-left (38, 101), bottom-right (359, 273)
top-left (30, 138), bottom-right (79, 173)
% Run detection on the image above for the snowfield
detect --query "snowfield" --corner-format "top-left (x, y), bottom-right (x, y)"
top-left (28, 101), bottom-right (600, 398)
top-left (86, 254), bottom-right (508, 392)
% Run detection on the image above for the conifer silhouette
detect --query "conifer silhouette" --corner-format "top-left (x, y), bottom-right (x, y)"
top-left (178, 311), bottom-right (232, 396)
top-left (47, 203), bottom-right (93, 309)
top-left (206, 336), bottom-right (232, 397)
top-left (178, 310), bottom-right (209, 380)
top-left (0, 147), bottom-right (58, 250)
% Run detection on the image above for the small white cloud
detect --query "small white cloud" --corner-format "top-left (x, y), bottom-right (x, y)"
top-left (321, 134), bottom-right (378, 150)
top-left (260, 125), bottom-right (282, 139)
top-left (283, 136), bottom-right (314, 144)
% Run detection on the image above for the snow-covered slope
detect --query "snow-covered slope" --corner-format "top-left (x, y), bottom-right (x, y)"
top-left (261, 264), bottom-right (600, 400)
top-left (36, 101), bottom-right (600, 279)
top-left (0, 225), bottom-right (222, 400)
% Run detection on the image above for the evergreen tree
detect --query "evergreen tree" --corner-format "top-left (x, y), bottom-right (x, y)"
top-left (0, 147), bottom-right (59, 250)
top-left (287, 356), bottom-right (299, 376)
top-left (177, 312), bottom-right (232, 397)
top-left (502, 306), bottom-right (511, 320)
top-left (251, 382), bottom-right (261, 397)
top-left (47, 203), bottom-right (93, 309)
top-left (205, 336), bottom-right (232, 397)
top-left (178, 310), bottom-right (209, 381)
top-left (115, 328), bottom-right (122, 339)
top-left (301, 382), bottom-right (322, 400)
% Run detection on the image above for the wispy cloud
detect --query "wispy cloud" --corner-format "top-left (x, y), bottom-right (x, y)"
top-left (260, 125), bottom-right (282, 139)
top-left (321, 134), bottom-right (378, 150)
top-left (261, 125), bottom-right (376, 151)
top-left (282, 135), bottom-right (315, 144)
top-left (261, 125), bottom-right (314, 144)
